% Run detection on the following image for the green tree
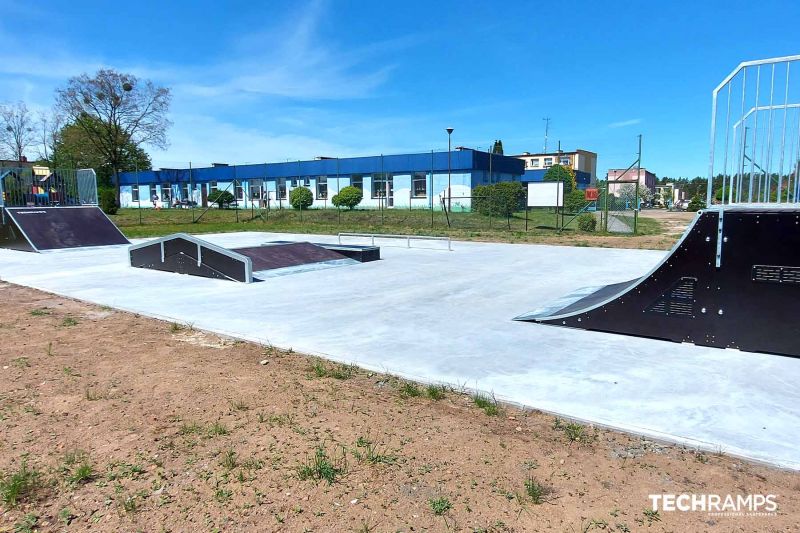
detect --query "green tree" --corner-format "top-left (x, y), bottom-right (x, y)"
top-left (289, 186), bottom-right (313, 209)
top-left (472, 182), bottom-right (525, 222)
top-left (564, 189), bottom-right (587, 213)
top-left (52, 117), bottom-right (151, 187)
top-left (208, 190), bottom-right (234, 209)
top-left (543, 164), bottom-right (576, 194)
top-left (55, 69), bottom-right (171, 204)
top-left (491, 139), bottom-right (504, 155)
top-left (331, 185), bottom-right (363, 210)
top-left (687, 194), bottom-right (706, 211)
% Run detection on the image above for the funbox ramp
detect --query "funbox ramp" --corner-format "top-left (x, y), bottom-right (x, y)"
top-left (515, 206), bottom-right (800, 358)
top-left (129, 234), bottom-right (379, 283)
top-left (0, 206), bottom-right (129, 252)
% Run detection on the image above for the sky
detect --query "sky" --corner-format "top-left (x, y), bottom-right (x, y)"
top-left (1, 0), bottom-right (798, 178)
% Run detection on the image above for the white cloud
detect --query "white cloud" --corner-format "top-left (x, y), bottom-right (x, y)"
top-left (608, 118), bottom-right (642, 128)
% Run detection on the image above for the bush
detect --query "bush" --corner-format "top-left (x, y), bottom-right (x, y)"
top-left (208, 190), bottom-right (235, 209)
top-left (331, 185), bottom-right (363, 210)
top-left (543, 164), bottom-right (576, 194)
top-left (563, 189), bottom-right (587, 214)
top-left (289, 186), bottom-right (314, 209)
top-left (472, 182), bottom-right (525, 217)
top-left (687, 194), bottom-right (707, 211)
top-left (99, 188), bottom-right (117, 215)
top-left (577, 213), bottom-right (597, 232)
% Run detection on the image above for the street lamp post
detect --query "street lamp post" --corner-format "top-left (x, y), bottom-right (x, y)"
top-left (446, 127), bottom-right (454, 212)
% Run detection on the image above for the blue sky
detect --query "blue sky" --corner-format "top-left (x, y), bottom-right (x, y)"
top-left (1, 0), bottom-right (798, 177)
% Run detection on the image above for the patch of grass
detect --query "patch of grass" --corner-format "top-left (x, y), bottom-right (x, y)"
top-left (429, 496), bottom-right (452, 516)
top-left (105, 461), bottom-right (145, 481)
top-left (208, 421), bottom-right (229, 437)
top-left (62, 366), bottom-right (80, 377)
top-left (425, 384), bottom-right (447, 400)
top-left (67, 462), bottom-right (95, 485)
top-left (60, 316), bottom-right (78, 327)
top-left (30, 308), bottom-right (51, 316)
top-left (13, 513), bottom-right (38, 533)
top-left (553, 417), bottom-right (595, 443)
top-left (398, 382), bottom-right (421, 399)
top-left (58, 507), bottom-right (75, 526)
top-left (169, 322), bottom-right (184, 333)
top-left (352, 437), bottom-right (397, 466)
top-left (473, 393), bottom-right (500, 416)
top-left (642, 509), bottom-right (661, 525)
top-left (329, 363), bottom-right (356, 380)
top-left (121, 494), bottom-right (138, 515)
top-left (214, 487), bottom-right (233, 504)
top-left (62, 450), bottom-right (94, 484)
top-left (179, 421), bottom-right (204, 435)
top-left (0, 460), bottom-right (40, 507)
top-left (310, 359), bottom-right (327, 377)
top-left (11, 357), bottom-right (29, 368)
top-left (220, 449), bottom-right (238, 470)
top-left (524, 476), bottom-right (553, 504)
top-left (298, 446), bottom-right (345, 485)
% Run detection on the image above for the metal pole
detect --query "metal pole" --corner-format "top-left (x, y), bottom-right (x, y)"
top-left (764, 64), bottom-right (776, 202)
top-left (136, 164), bottom-right (142, 225)
top-left (749, 65), bottom-right (761, 203)
top-left (777, 62), bottom-right (791, 202)
top-left (234, 165), bottom-right (239, 223)
top-left (430, 150), bottom-right (434, 228)
top-left (446, 127), bottom-right (454, 212)
top-left (189, 161), bottom-right (194, 222)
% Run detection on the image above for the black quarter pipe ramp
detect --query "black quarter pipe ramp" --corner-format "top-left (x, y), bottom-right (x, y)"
top-left (516, 207), bottom-right (800, 358)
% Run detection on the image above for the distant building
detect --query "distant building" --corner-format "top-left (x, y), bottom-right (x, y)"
top-left (510, 149), bottom-right (597, 190)
top-left (607, 168), bottom-right (657, 195)
top-left (654, 183), bottom-right (686, 207)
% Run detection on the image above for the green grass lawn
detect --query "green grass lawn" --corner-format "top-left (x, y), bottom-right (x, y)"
top-left (110, 206), bottom-right (662, 245)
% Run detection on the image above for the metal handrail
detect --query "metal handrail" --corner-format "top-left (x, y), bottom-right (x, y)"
top-left (338, 232), bottom-right (452, 251)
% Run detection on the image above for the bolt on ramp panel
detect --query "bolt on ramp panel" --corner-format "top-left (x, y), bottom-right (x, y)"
top-left (2, 207), bottom-right (129, 252)
top-left (516, 207), bottom-right (800, 358)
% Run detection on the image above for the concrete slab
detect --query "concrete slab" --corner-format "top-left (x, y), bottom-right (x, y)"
top-left (1, 232), bottom-right (798, 470)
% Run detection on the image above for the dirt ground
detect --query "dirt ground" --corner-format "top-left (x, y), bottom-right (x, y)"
top-left (0, 283), bottom-right (797, 532)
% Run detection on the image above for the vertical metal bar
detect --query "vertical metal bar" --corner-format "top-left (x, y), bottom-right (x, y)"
top-left (777, 61), bottom-right (790, 202)
top-left (737, 66), bottom-right (748, 203)
top-left (794, 108), bottom-right (800, 202)
top-left (707, 83), bottom-right (719, 206)
top-left (721, 83), bottom-right (732, 204)
top-left (748, 66), bottom-right (761, 202)
top-left (764, 64), bottom-right (776, 202)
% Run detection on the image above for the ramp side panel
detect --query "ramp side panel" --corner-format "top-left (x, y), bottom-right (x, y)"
top-left (0, 212), bottom-right (36, 252)
top-left (525, 209), bottom-right (800, 357)
top-left (5, 207), bottom-right (129, 250)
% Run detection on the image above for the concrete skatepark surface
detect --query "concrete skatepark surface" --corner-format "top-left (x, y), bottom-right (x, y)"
top-left (0, 231), bottom-right (798, 470)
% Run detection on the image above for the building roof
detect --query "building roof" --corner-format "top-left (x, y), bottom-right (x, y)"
top-left (118, 150), bottom-right (525, 185)
top-left (510, 149), bottom-right (597, 158)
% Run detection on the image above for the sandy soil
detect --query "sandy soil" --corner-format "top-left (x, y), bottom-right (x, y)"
top-left (0, 282), bottom-right (797, 532)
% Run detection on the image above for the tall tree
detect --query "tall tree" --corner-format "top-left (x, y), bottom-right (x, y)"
top-left (35, 109), bottom-right (64, 164)
top-left (52, 117), bottom-right (152, 187)
top-left (55, 69), bottom-right (171, 203)
top-left (0, 101), bottom-right (36, 161)
top-left (491, 139), bottom-right (504, 155)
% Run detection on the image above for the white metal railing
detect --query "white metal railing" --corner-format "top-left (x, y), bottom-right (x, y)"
top-left (708, 55), bottom-right (800, 205)
top-left (338, 232), bottom-right (452, 251)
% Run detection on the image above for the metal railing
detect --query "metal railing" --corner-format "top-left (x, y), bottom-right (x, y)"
top-left (708, 55), bottom-right (800, 205)
top-left (338, 232), bottom-right (452, 251)
top-left (0, 167), bottom-right (97, 208)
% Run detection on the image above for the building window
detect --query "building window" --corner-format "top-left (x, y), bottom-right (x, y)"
top-left (210, 181), bottom-right (218, 194)
top-left (350, 175), bottom-right (363, 190)
top-left (412, 172), bottom-right (427, 197)
top-left (543, 158), bottom-right (553, 168)
top-left (132, 186), bottom-right (140, 202)
top-left (560, 156), bottom-right (571, 166)
top-left (250, 180), bottom-right (262, 199)
top-left (235, 182), bottom-right (244, 200)
top-left (303, 177), bottom-right (310, 187)
top-left (316, 177), bottom-right (328, 199)
top-left (371, 173), bottom-right (393, 199)
top-left (161, 183), bottom-right (172, 203)
top-left (181, 183), bottom-right (189, 200)
top-left (531, 159), bottom-right (540, 168)
top-left (278, 178), bottom-right (287, 199)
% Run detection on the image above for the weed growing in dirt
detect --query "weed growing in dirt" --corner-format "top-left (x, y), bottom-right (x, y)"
top-left (553, 418), bottom-right (595, 444)
top-left (121, 494), bottom-right (138, 515)
top-left (11, 357), bottom-right (29, 368)
top-left (61, 316), bottom-right (78, 327)
top-left (169, 322), bottom-right (184, 333)
top-left (429, 496), bottom-right (452, 516)
top-left (220, 449), bottom-right (238, 470)
top-left (473, 393), bottom-right (500, 416)
top-left (0, 460), bottom-right (40, 507)
top-left (105, 461), bottom-right (145, 481)
top-left (524, 477), bottom-right (553, 504)
top-left (298, 446), bottom-right (345, 484)
top-left (13, 513), bottom-right (38, 533)
top-left (215, 487), bottom-right (233, 504)
top-left (399, 382), bottom-right (421, 399)
top-left (62, 366), bottom-right (80, 377)
top-left (209, 421), bottom-right (230, 437)
top-left (352, 437), bottom-right (397, 465)
top-left (62, 450), bottom-right (94, 485)
top-left (58, 508), bottom-right (75, 526)
top-left (309, 359), bottom-right (357, 380)
top-left (29, 308), bottom-right (50, 317)
top-left (426, 384), bottom-right (447, 400)
top-left (640, 509), bottom-right (661, 525)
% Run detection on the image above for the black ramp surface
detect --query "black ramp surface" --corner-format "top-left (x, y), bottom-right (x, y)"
top-left (232, 243), bottom-right (347, 271)
top-left (129, 234), bottom-right (250, 282)
top-left (517, 207), bottom-right (800, 358)
top-left (5, 207), bottom-right (129, 251)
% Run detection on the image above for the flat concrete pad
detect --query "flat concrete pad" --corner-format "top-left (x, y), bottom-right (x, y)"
top-left (1, 231), bottom-right (798, 470)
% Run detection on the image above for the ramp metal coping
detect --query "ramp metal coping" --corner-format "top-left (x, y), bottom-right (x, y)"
top-left (128, 233), bottom-right (254, 283)
top-left (338, 232), bottom-right (452, 251)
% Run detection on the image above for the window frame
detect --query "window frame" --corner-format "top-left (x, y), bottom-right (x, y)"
top-left (412, 172), bottom-right (427, 198)
top-left (350, 175), bottom-right (363, 190)
top-left (131, 185), bottom-right (140, 202)
top-left (316, 176), bottom-right (328, 200)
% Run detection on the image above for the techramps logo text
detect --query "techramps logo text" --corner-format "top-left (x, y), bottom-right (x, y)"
top-left (648, 493), bottom-right (778, 517)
